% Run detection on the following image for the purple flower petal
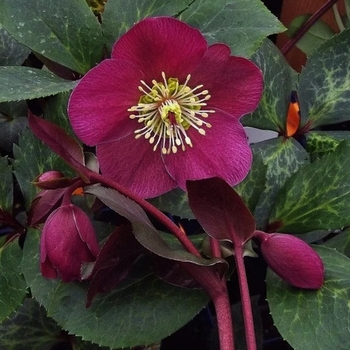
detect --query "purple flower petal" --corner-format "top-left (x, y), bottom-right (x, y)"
top-left (191, 44), bottom-right (263, 118)
top-left (97, 135), bottom-right (177, 198)
top-left (72, 206), bottom-right (100, 256)
top-left (40, 233), bottom-right (58, 278)
top-left (68, 59), bottom-right (145, 145)
top-left (41, 205), bottom-right (99, 282)
top-left (40, 257), bottom-right (58, 279)
top-left (111, 17), bottom-right (207, 82)
top-left (163, 110), bottom-right (252, 189)
top-left (67, 17), bottom-right (264, 198)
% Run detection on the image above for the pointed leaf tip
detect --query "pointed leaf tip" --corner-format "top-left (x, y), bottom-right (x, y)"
top-left (28, 113), bottom-right (88, 179)
top-left (187, 177), bottom-right (256, 246)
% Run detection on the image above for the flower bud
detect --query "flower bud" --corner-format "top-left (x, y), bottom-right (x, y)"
top-left (255, 231), bottom-right (324, 289)
top-left (33, 170), bottom-right (72, 189)
top-left (40, 204), bottom-right (99, 282)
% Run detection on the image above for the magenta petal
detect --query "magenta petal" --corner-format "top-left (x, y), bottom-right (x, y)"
top-left (191, 44), bottom-right (263, 118)
top-left (40, 258), bottom-right (58, 279)
top-left (163, 110), bottom-right (252, 189)
top-left (40, 231), bottom-right (58, 278)
top-left (71, 206), bottom-right (100, 257)
top-left (111, 17), bottom-right (207, 82)
top-left (97, 134), bottom-right (177, 198)
top-left (42, 205), bottom-right (99, 282)
top-left (68, 59), bottom-right (145, 145)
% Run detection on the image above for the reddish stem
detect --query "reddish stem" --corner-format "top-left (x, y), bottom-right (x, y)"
top-left (61, 178), bottom-right (86, 206)
top-left (281, 0), bottom-right (340, 56)
top-left (210, 236), bottom-right (222, 258)
top-left (30, 115), bottom-right (236, 350)
top-left (212, 283), bottom-right (235, 350)
top-left (234, 244), bottom-right (257, 350)
top-left (86, 171), bottom-right (201, 257)
top-left (89, 170), bottom-right (238, 350)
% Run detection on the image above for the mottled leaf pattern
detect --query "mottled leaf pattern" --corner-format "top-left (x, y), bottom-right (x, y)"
top-left (298, 28), bottom-right (350, 128)
top-left (242, 39), bottom-right (295, 131)
top-left (252, 137), bottom-right (309, 229)
top-left (269, 141), bottom-right (350, 233)
top-left (149, 187), bottom-right (194, 219)
top-left (0, 298), bottom-right (104, 350)
top-left (267, 246), bottom-right (350, 350)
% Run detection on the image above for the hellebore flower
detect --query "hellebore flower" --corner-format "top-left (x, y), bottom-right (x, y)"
top-left (68, 17), bottom-right (263, 198)
top-left (40, 204), bottom-right (100, 282)
top-left (255, 231), bottom-right (324, 289)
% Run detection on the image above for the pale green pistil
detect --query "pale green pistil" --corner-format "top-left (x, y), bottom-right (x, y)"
top-left (128, 72), bottom-right (214, 154)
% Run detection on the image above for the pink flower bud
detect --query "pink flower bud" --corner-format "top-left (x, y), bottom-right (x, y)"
top-left (37, 170), bottom-right (64, 182)
top-left (33, 170), bottom-right (71, 189)
top-left (255, 231), bottom-right (324, 289)
top-left (40, 204), bottom-right (100, 282)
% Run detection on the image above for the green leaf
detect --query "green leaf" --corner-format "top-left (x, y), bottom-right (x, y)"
top-left (42, 92), bottom-right (75, 136)
top-left (242, 39), bottom-right (296, 131)
top-left (152, 140), bottom-right (267, 220)
top-left (28, 115), bottom-right (86, 181)
top-left (0, 156), bottom-right (13, 213)
top-left (149, 187), bottom-right (194, 219)
top-left (267, 245), bottom-right (350, 350)
top-left (102, 0), bottom-right (285, 57)
top-left (0, 67), bottom-right (76, 103)
top-left (0, 24), bottom-right (30, 65)
top-left (251, 137), bottom-right (309, 229)
top-left (102, 0), bottom-right (190, 52)
top-left (298, 28), bottom-right (350, 128)
top-left (22, 229), bottom-right (209, 349)
top-left (0, 0), bottom-right (104, 74)
top-left (286, 14), bottom-right (335, 56)
top-left (86, 185), bottom-right (226, 272)
top-left (0, 298), bottom-right (105, 350)
top-left (0, 298), bottom-right (65, 350)
top-left (305, 130), bottom-right (350, 161)
top-left (181, 0), bottom-right (285, 57)
top-left (0, 238), bottom-right (27, 323)
top-left (269, 140), bottom-right (350, 233)
top-left (346, 0), bottom-right (350, 20)
top-left (12, 128), bottom-right (75, 208)
top-left (0, 100), bottom-right (28, 152)
top-left (234, 152), bottom-right (267, 213)
top-left (324, 229), bottom-right (350, 257)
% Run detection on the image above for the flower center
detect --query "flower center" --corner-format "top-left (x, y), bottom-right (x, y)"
top-left (128, 72), bottom-right (214, 154)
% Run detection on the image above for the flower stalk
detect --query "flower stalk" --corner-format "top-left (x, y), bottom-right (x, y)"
top-left (87, 170), bottom-right (202, 257)
top-left (212, 283), bottom-right (235, 350)
top-left (90, 170), bottom-right (237, 350)
top-left (234, 244), bottom-right (257, 350)
top-left (210, 236), bottom-right (222, 258)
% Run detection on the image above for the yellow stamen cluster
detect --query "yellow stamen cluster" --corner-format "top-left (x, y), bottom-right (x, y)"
top-left (128, 72), bottom-right (214, 154)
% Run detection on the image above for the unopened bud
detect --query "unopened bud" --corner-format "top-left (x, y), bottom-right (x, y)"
top-left (255, 231), bottom-right (324, 289)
